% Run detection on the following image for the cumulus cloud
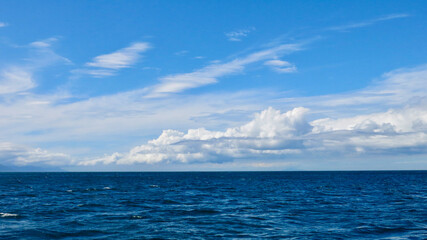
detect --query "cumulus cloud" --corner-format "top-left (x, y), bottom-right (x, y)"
top-left (309, 104), bottom-right (427, 154)
top-left (225, 28), bottom-right (255, 41)
top-left (0, 142), bottom-right (71, 166)
top-left (79, 107), bottom-right (311, 165)
top-left (80, 101), bottom-right (427, 166)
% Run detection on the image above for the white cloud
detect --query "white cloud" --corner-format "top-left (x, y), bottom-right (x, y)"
top-left (79, 107), bottom-right (311, 165)
top-left (86, 42), bottom-right (150, 69)
top-left (72, 65), bottom-right (427, 167)
top-left (284, 64), bottom-right (427, 114)
top-left (264, 59), bottom-right (297, 73)
top-left (0, 142), bottom-right (71, 166)
top-left (0, 22), bottom-right (8, 28)
top-left (2, 64), bottom-right (426, 163)
top-left (1, 34), bottom-right (426, 169)
top-left (147, 43), bottom-right (301, 97)
top-left (0, 38), bottom-right (71, 96)
top-left (225, 28), bottom-right (255, 41)
top-left (74, 42), bottom-right (151, 78)
top-left (0, 67), bottom-right (35, 95)
top-left (328, 13), bottom-right (409, 31)
top-left (80, 101), bottom-right (427, 166)
top-left (308, 104), bottom-right (427, 154)
top-left (30, 37), bottom-right (58, 48)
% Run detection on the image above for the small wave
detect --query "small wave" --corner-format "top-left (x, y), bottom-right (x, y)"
top-left (103, 187), bottom-right (112, 190)
top-left (66, 190), bottom-right (73, 192)
top-left (0, 212), bottom-right (19, 218)
top-left (149, 185), bottom-right (159, 188)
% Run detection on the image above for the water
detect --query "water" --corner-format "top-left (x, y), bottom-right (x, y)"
top-left (0, 171), bottom-right (426, 239)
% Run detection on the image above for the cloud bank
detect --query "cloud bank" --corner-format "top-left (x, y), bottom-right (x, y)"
top-left (0, 142), bottom-right (71, 166)
top-left (80, 102), bottom-right (427, 166)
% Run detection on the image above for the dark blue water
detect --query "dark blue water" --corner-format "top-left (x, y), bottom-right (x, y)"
top-left (0, 171), bottom-right (426, 239)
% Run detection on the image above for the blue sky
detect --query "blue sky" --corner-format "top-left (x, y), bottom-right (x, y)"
top-left (1, 1), bottom-right (427, 171)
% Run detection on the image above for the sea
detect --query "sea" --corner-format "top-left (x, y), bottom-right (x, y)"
top-left (0, 171), bottom-right (426, 239)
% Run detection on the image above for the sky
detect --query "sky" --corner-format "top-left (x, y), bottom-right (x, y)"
top-left (1, 1), bottom-right (427, 171)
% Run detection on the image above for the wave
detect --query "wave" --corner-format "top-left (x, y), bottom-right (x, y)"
top-left (0, 212), bottom-right (19, 218)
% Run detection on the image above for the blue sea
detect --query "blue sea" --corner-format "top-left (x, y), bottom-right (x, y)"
top-left (0, 171), bottom-right (426, 239)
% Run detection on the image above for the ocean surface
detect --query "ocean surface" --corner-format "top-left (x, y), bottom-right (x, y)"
top-left (0, 171), bottom-right (426, 239)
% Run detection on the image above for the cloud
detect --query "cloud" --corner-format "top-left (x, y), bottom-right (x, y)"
top-left (225, 28), bottom-right (255, 41)
top-left (0, 67), bottom-right (35, 95)
top-left (77, 42), bottom-right (151, 78)
top-left (1, 32), bottom-right (426, 170)
top-left (0, 38), bottom-right (70, 96)
top-left (80, 100), bottom-right (427, 166)
top-left (86, 42), bottom-right (150, 69)
top-left (1, 63), bottom-right (426, 158)
top-left (285, 64), bottom-right (427, 113)
top-left (0, 22), bottom-right (8, 28)
top-left (328, 13), bottom-right (409, 31)
top-left (147, 43), bottom-right (301, 97)
top-left (309, 103), bottom-right (427, 153)
top-left (79, 107), bottom-right (311, 165)
top-left (75, 64), bottom-right (427, 167)
top-left (30, 37), bottom-right (58, 48)
top-left (264, 59), bottom-right (297, 73)
top-left (0, 142), bottom-right (71, 166)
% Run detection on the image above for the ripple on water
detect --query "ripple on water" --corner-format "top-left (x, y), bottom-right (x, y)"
top-left (0, 171), bottom-right (425, 239)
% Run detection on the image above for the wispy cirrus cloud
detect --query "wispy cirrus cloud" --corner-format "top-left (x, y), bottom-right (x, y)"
top-left (0, 67), bottom-right (35, 95)
top-left (264, 59), bottom-right (297, 73)
top-left (327, 13), bottom-right (410, 31)
top-left (0, 22), bottom-right (8, 28)
top-left (86, 42), bottom-right (150, 69)
top-left (29, 37), bottom-right (58, 48)
top-left (147, 43), bottom-right (302, 97)
top-left (76, 42), bottom-right (151, 78)
top-left (225, 27), bottom-right (255, 41)
top-left (0, 38), bottom-right (70, 96)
